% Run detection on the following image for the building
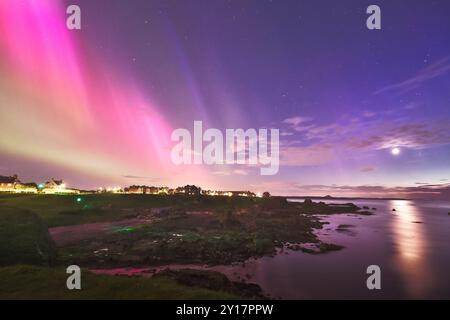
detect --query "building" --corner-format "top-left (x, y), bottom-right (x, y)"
top-left (44, 179), bottom-right (65, 189)
top-left (0, 175), bottom-right (19, 192)
top-left (233, 191), bottom-right (257, 197)
top-left (14, 182), bottom-right (38, 193)
top-left (124, 185), bottom-right (172, 195)
top-left (183, 185), bottom-right (202, 196)
top-left (143, 186), bottom-right (158, 194)
top-left (0, 175), bottom-right (38, 193)
top-left (125, 185), bottom-right (144, 194)
top-left (201, 190), bottom-right (256, 197)
top-left (42, 179), bottom-right (79, 194)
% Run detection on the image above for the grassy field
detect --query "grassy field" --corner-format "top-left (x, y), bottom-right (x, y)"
top-left (0, 207), bottom-right (56, 266)
top-left (0, 265), bottom-right (238, 299)
top-left (0, 193), bottom-right (366, 299)
top-left (0, 194), bottom-right (259, 299)
top-left (0, 193), bottom-right (257, 227)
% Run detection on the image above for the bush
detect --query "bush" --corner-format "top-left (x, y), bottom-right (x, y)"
top-left (261, 197), bottom-right (288, 210)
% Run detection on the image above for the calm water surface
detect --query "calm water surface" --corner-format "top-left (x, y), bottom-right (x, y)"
top-left (243, 199), bottom-right (450, 299)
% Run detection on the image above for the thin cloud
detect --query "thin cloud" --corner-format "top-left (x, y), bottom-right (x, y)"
top-left (233, 169), bottom-right (248, 175)
top-left (256, 181), bottom-right (450, 200)
top-left (283, 116), bottom-right (313, 126)
top-left (291, 184), bottom-right (450, 200)
top-left (212, 171), bottom-right (230, 176)
top-left (374, 56), bottom-right (450, 95)
top-left (123, 175), bottom-right (157, 180)
top-left (362, 111), bottom-right (376, 118)
top-left (280, 144), bottom-right (334, 167)
top-left (347, 122), bottom-right (450, 150)
top-left (279, 111), bottom-right (450, 168)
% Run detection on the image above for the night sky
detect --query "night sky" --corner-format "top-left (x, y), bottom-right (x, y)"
top-left (1, 0), bottom-right (450, 198)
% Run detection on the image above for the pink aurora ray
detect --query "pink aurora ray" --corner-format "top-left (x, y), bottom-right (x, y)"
top-left (0, 0), bottom-right (209, 187)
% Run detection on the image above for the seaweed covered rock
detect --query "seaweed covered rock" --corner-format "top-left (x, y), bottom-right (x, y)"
top-left (297, 200), bottom-right (362, 215)
top-left (154, 268), bottom-right (266, 299)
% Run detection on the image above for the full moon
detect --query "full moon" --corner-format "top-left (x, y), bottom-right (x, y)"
top-left (391, 147), bottom-right (400, 156)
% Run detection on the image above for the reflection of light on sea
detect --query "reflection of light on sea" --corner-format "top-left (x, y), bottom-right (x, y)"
top-left (390, 200), bottom-right (429, 298)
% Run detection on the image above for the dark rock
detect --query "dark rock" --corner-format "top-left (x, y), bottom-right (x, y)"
top-left (154, 268), bottom-right (266, 299)
top-left (358, 210), bottom-right (373, 215)
top-left (336, 224), bottom-right (355, 230)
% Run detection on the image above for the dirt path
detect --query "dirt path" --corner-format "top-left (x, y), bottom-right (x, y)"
top-left (49, 218), bottom-right (154, 246)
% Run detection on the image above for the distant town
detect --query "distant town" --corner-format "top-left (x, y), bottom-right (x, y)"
top-left (0, 174), bottom-right (266, 198)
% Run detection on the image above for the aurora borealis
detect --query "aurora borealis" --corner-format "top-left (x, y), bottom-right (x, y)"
top-left (0, 0), bottom-right (209, 190)
top-left (1, 0), bottom-right (450, 199)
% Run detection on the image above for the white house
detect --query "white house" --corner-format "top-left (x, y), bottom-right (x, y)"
top-left (42, 179), bottom-right (79, 194)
